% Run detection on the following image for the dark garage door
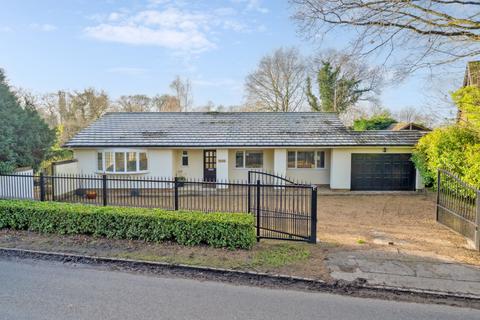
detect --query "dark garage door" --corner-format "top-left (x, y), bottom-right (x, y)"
top-left (351, 154), bottom-right (416, 191)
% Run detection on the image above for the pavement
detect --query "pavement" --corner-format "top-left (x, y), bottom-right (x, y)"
top-left (0, 257), bottom-right (479, 320)
top-left (326, 248), bottom-right (480, 297)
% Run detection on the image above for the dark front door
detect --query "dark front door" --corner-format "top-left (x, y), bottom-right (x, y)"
top-left (351, 154), bottom-right (416, 191)
top-left (203, 150), bottom-right (217, 182)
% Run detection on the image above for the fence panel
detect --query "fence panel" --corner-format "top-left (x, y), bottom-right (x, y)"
top-left (437, 169), bottom-right (479, 250)
top-left (0, 170), bottom-right (34, 200)
top-left (0, 172), bottom-right (317, 243)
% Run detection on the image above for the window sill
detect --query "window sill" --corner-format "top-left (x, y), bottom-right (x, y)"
top-left (287, 168), bottom-right (327, 170)
top-left (96, 171), bottom-right (149, 175)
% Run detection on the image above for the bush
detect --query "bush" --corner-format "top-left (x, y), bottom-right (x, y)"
top-left (412, 125), bottom-right (480, 188)
top-left (0, 200), bottom-right (256, 249)
top-left (353, 115), bottom-right (397, 131)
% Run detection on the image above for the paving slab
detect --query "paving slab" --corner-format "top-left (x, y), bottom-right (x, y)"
top-left (327, 248), bottom-right (480, 296)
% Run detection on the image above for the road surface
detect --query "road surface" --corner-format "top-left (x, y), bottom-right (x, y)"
top-left (0, 257), bottom-right (478, 320)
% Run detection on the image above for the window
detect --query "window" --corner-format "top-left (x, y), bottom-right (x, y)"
top-left (287, 151), bottom-right (295, 168)
top-left (139, 152), bottom-right (148, 171)
top-left (287, 150), bottom-right (325, 169)
top-left (115, 152), bottom-right (125, 172)
top-left (97, 151), bottom-right (148, 173)
top-left (181, 151), bottom-right (189, 166)
top-left (297, 151), bottom-right (315, 168)
top-left (317, 151), bottom-right (325, 169)
top-left (97, 152), bottom-right (103, 171)
top-left (235, 151), bottom-right (263, 168)
top-left (127, 152), bottom-right (136, 172)
top-left (105, 152), bottom-right (114, 172)
top-left (235, 151), bottom-right (244, 168)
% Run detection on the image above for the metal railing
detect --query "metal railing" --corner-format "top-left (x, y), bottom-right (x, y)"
top-left (0, 172), bottom-right (317, 243)
top-left (437, 169), bottom-right (480, 250)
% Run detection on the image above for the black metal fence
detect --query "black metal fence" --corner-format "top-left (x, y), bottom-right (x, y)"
top-left (437, 169), bottom-right (480, 250)
top-left (0, 172), bottom-right (317, 243)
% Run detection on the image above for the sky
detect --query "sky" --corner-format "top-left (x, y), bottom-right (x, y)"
top-left (0, 0), bottom-right (466, 114)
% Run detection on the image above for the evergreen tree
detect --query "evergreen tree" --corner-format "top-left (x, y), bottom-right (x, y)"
top-left (0, 69), bottom-right (55, 172)
top-left (307, 61), bottom-right (368, 113)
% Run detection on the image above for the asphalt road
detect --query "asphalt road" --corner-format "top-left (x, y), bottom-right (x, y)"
top-left (0, 258), bottom-right (478, 320)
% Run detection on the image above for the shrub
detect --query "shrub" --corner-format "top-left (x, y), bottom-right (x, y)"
top-left (412, 125), bottom-right (480, 188)
top-left (353, 115), bottom-right (397, 131)
top-left (0, 200), bottom-right (256, 249)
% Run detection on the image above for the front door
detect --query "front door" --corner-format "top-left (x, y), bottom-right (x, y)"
top-left (203, 150), bottom-right (217, 182)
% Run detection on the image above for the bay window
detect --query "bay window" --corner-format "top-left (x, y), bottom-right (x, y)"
top-left (235, 150), bottom-right (263, 168)
top-left (287, 150), bottom-right (325, 169)
top-left (97, 150), bottom-right (148, 173)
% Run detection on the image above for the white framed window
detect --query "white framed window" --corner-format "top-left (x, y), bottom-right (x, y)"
top-left (287, 150), bottom-right (325, 169)
top-left (97, 150), bottom-right (148, 173)
top-left (181, 151), bottom-right (189, 166)
top-left (235, 150), bottom-right (263, 168)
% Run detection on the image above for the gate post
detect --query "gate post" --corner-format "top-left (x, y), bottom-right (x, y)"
top-left (102, 174), bottom-right (108, 206)
top-left (310, 186), bottom-right (317, 244)
top-left (247, 172), bottom-right (251, 213)
top-left (256, 179), bottom-right (261, 242)
top-left (39, 173), bottom-right (46, 201)
top-left (475, 191), bottom-right (480, 251)
top-left (174, 177), bottom-right (179, 211)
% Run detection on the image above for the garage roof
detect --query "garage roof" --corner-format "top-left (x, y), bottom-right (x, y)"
top-left (64, 112), bottom-right (424, 148)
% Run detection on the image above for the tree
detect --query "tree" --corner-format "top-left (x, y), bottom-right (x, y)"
top-left (170, 76), bottom-right (192, 112)
top-left (307, 61), bottom-right (370, 113)
top-left (452, 85), bottom-right (480, 133)
top-left (394, 106), bottom-right (434, 127)
top-left (292, 0), bottom-right (480, 73)
top-left (0, 69), bottom-right (55, 172)
top-left (116, 95), bottom-right (152, 112)
top-left (59, 89), bottom-right (111, 143)
top-left (245, 47), bottom-right (306, 112)
top-left (151, 94), bottom-right (181, 112)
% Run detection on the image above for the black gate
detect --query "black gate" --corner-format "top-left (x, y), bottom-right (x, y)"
top-left (437, 169), bottom-right (479, 250)
top-left (248, 171), bottom-right (317, 243)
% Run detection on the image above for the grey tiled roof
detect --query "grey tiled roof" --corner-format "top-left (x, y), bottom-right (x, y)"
top-left (64, 112), bottom-right (424, 148)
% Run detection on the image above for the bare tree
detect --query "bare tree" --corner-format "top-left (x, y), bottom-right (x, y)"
top-left (394, 106), bottom-right (435, 126)
top-left (170, 76), bottom-right (193, 112)
top-left (245, 47), bottom-right (306, 112)
top-left (151, 94), bottom-right (181, 112)
top-left (115, 95), bottom-right (152, 112)
top-left (292, 0), bottom-right (480, 74)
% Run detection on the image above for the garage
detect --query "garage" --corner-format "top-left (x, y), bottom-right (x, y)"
top-left (351, 154), bottom-right (416, 191)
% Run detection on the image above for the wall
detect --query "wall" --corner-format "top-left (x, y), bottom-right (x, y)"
top-left (0, 168), bottom-right (34, 199)
top-left (329, 147), bottom-right (419, 190)
top-left (173, 149), bottom-right (203, 180)
top-left (52, 160), bottom-right (79, 197)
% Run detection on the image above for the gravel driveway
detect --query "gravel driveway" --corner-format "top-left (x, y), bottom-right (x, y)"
top-left (317, 193), bottom-right (480, 265)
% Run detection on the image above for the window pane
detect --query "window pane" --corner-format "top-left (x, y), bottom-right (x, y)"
top-left (139, 153), bottom-right (148, 171)
top-left (105, 152), bottom-right (114, 172)
top-left (97, 152), bottom-right (103, 171)
top-left (245, 151), bottom-right (263, 168)
top-left (182, 151), bottom-right (188, 166)
top-left (317, 151), bottom-right (325, 168)
top-left (115, 152), bottom-right (125, 172)
top-left (297, 151), bottom-right (315, 168)
top-left (235, 151), bottom-right (244, 168)
top-left (287, 151), bottom-right (295, 168)
top-left (127, 152), bottom-right (137, 172)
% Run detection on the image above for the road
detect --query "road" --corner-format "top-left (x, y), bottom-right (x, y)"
top-left (0, 258), bottom-right (478, 320)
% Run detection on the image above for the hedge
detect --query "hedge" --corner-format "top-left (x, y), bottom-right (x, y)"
top-left (0, 200), bottom-right (256, 249)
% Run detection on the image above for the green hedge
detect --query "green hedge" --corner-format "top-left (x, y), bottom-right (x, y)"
top-left (0, 200), bottom-right (256, 249)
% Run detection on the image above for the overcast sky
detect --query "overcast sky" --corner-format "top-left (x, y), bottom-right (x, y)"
top-left (0, 0), bottom-right (466, 114)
